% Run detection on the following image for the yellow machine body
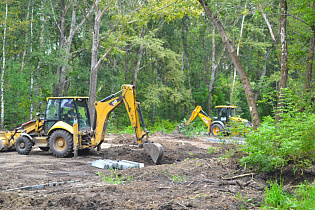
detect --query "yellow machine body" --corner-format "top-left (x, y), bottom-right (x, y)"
top-left (186, 105), bottom-right (251, 136)
top-left (0, 84), bottom-right (164, 164)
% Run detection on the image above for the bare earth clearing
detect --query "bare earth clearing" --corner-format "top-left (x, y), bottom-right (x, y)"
top-left (1, 133), bottom-right (314, 209)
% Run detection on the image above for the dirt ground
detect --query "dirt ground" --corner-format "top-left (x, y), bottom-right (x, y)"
top-left (1, 132), bottom-right (315, 210)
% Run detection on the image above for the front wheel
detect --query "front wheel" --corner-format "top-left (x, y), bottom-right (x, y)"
top-left (15, 136), bottom-right (33, 155)
top-left (211, 124), bottom-right (223, 137)
top-left (49, 130), bottom-right (73, 157)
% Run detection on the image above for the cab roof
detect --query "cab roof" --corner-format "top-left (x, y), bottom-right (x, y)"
top-left (215, 105), bottom-right (237, 109)
top-left (46, 97), bottom-right (89, 101)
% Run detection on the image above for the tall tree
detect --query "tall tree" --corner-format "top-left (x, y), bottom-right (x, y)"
top-left (207, 25), bottom-right (225, 115)
top-left (306, 1), bottom-right (315, 91)
top-left (1, 2), bottom-right (8, 129)
top-left (276, 0), bottom-right (289, 122)
top-left (51, 0), bottom-right (91, 96)
top-left (133, 26), bottom-right (145, 88)
top-left (198, 0), bottom-right (261, 129)
top-left (88, 0), bottom-right (145, 124)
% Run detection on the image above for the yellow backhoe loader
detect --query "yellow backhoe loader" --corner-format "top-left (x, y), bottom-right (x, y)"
top-left (0, 85), bottom-right (164, 164)
top-left (186, 105), bottom-right (251, 136)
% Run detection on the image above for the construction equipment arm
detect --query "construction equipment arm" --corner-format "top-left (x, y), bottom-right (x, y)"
top-left (186, 106), bottom-right (212, 133)
top-left (93, 85), bottom-right (148, 146)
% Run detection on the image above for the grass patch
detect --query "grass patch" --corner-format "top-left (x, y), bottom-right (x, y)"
top-left (262, 180), bottom-right (315, 209)
top-left (96, 169), bottom-right (133, 185)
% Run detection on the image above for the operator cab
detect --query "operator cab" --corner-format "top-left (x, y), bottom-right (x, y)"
top-left (44, 97), bottom-right (91, 133)
top-left (213, 105), bottom-right (237, 124)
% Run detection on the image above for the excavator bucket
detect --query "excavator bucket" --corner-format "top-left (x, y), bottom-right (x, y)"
top-left (144, 142), bottom-right (164, 164)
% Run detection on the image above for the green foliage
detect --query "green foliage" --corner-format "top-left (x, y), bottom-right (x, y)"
top-left (96, 170), bottom-right (133, 185)
top-left (147, 117), bottom-right (177, 133)
top-left (235, 192), bottom-right (252, 203)
top-left (228, 120), bottom-right (252, 138)
top-left (179, 118), bottom-right (208, 137)
top-left (262, 180), bottom-right (315, 209)
top-left (120, 126), bottom-right (135, 135)
top-left (240, 90), bottom-right (315, 172)
top-left (207, 146), bottom-right (220, 155)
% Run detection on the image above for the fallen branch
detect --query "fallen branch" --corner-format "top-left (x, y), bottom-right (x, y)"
top-left (157, 186), bottom-right (171, 190)
top-left (236, 180), bottom-right (243, 190)
top-left (176, 201), bottom-right (188, 209)
top-left (221, 173), bottom-right (256, 180)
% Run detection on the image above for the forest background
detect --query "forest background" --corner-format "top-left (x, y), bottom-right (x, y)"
top-left (0, 0), bottom-right (314, 136)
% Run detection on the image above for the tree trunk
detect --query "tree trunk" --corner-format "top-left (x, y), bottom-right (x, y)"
top-left (306, 2), bottom-right (315, 91)
top-left (199, 0), bottom-right (261, 129)
top-left (34, 0), bottom-right (47, 106)
top-left (229, 63), bottom-right (234, 104)
top-left (53, 0), bottom-right (66, 97)
top-left (89, 2), bottom-right (101, 125)
top-left (255, 49), bottom-right (271, 101)
top-left (21, 2), bottom-right (31, 71)
top-left (276, 0), bottom-right (289, 123)
top-left (231, 6), bottom-right (246, 93)
top-left (181, 15), bottom-right (188, 84)
top-left (258, 3), bottom-right (278, 48)
top-left (58, 0), bottom-right (77, 96)
top-left (306, 31), bottom-right (315, 90)
top-left (207, 25), bottom-right (216, 116)
top-left (1, 3), bottom-right (8, 129)
top-left (133, 27), bottom-right (145, 88)
top-left (29, 6), bottom-right (34, 120)
top-left (88, 0), bottom-right (145, 124)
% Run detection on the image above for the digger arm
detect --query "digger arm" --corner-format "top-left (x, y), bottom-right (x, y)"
top-left (186, 106), bottom-right (212, 133)
top-left (92, 84), bottom-right (163, 164)
top-left (93, 85), bottom-right (148, 146)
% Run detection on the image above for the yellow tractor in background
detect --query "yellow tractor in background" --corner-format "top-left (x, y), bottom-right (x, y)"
top-left (0, 85), bottom-right (164, 164)
top-left (186, 105), bottom-right (252, 136)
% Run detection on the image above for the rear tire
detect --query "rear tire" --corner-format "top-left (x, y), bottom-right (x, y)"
top-left (15, 136), bottom-right (33, 155)
top-left (49, 130), bottom-right (73, 157)
top-left (211, 124), bottom-right (223, 137)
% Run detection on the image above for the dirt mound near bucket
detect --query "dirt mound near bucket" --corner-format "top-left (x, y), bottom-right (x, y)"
top-left (104, 133), bottom-right (138, 145)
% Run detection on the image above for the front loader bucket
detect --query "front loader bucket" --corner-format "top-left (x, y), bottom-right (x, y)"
top-left (144, 142), bottom-right (164, 164)
top-left (0, 139), bottom-right (13, 152)
top-left (0, 139), bottom-right (4, 151)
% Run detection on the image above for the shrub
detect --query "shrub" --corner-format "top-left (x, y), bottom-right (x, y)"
top-left (240, 113), bottom-right (315, 172)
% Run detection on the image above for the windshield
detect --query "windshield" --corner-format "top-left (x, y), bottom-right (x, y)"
top-left (229, 108), bottom-right (237, 117)
top-left (75, 99), bottom-right (91, 130)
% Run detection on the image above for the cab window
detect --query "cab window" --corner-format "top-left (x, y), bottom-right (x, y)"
top-left (60, 99), bottom-right (76, 126)
top-left (76, 99), bottom-right (90, 129)
top-left (221, 108), bottom-right (227, 122)
top-left (45, 99), bottom-right (60, 120)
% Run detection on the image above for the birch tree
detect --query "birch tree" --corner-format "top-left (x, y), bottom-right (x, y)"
top-left (207, 25), bottom-right (225, 115)
top-left (133, 26), bottom-right (145, 88)
top-left (276, 0), bottom-right (289, 122)
top-left (29, 5), bottom-right (34, 120)
top-left (1, 2), bottom-right (7, 129)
